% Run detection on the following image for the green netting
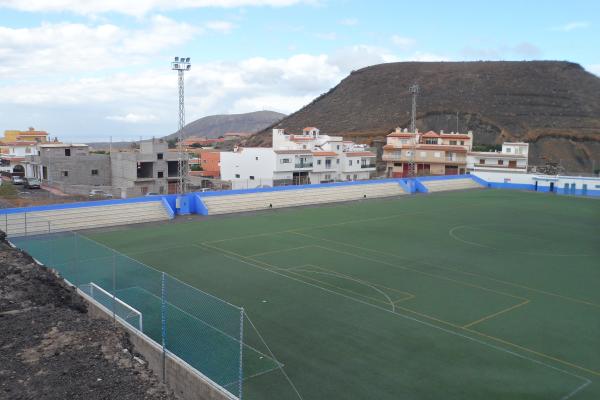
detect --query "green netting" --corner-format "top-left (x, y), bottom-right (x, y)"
top-left (8, 231), bottom-right (285, 399)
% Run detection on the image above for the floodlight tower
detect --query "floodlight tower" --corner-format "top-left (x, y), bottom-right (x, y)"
top-left (408, 83), bottom-right (419, 177)
top-left (171, 56), bottom-right (191, 195)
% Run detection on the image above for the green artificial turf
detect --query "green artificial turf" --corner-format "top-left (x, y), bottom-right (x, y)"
top-left (14, 190), bottom-right (600, 399)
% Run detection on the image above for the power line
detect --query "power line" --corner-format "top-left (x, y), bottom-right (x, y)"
top-left (408, 83), bottom-right (419, 177)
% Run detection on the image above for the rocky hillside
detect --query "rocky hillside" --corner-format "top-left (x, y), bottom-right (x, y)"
top-left (165, 110), bottom-right (285, 140)
top-left (248, 61), bottom-right (600, 172)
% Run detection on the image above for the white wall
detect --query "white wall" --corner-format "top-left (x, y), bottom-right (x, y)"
top-left (220, 148), bottom-right (276, 189)
top-left (473, 170), bottom-right (600, 194)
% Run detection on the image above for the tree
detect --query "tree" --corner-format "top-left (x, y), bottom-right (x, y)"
top-left (167, 138), bottom-right (177, 149)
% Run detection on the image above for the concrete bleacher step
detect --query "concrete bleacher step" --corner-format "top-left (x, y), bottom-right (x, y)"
top-left (2, 200), bottom-right (170, 236)
top-left (202, 183), bottom-right (406, 215)
top-left (422, 178), bottom-right (483, 193)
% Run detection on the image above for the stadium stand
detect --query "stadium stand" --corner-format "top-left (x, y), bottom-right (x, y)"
top-left (421, 178), bottom-right (484, 193)
top-left (201, 182), bottom-right (406, 215)
top-left (1, 201), bottom-right (171, 236)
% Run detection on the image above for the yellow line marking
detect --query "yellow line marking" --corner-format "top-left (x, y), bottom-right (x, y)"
top-left (291, 231), bottom-right (600, 309)
top-left (465, 327), bottom-right (600, 378)
top-left (287, 265), bottom-right (397, 311)
top-left (197, 242), bottom-right (600, 379)
top-left (306, 263), bottom-right (415, 302)
top-left (248, 245), bottom-right (313, 258)
top-left (462, 299), bottom-right (531, 329)
top-left (305, 240), bottom-right (530, 304)
top-left (203, 203), bottom-right (477, 245)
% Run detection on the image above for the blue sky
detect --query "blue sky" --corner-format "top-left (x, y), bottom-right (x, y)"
top-left (0, 0), bottom-right (598, 142)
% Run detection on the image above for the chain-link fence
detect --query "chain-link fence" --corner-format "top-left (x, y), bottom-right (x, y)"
top-left (8, 229), bottom-right (255, 399)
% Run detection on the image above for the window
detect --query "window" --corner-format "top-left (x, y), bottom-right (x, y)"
top-left (250, 176), bottom-right (255, 180)
top-left (449, 140), bottom-right (457, 145)
top-left (434, 152), bottom-right (441, 158)
top-left (394, 162), bottom-right (402, 167)
top-left (91, 169), bottom-right (98, 175)
top-left (480, 159), bottom-right (485, 165)
top-left (235, 174), bottom-right (240, 178)
top-left (346, 175), bottom-right (351, 180)
top-left (317, 160), bottom-right (321, 165)
top-left (281, 158), bottom-right (290, 164)
top-left (65, 148), bottom-right (71, 156)
top-left (420, 151), bottom-right (426, 158)
top-left (349, 160), bottom-right (353, 166)
top-left (460, 141), bottom-right (464, 145)
top-left (337, 145), bottom-right (340, 150)
top-left (425, 139), bottom-right (437, 144)
top-left (324, 174), bottom-right (331, 180)
top-left (353, 174), bottom-right (358, 179)
top-left (498, 160), bottom-right (504, 165)
top-left (158, 171), bottom-right (164, 178)
top-left (159, 186), bottom-right (165, 194)
top-left (336, 159), bottom-right (340, 164)
top-left (506, 148), bottom-right (512, 153)
top-left (62, 171), bottom-right (69, 177)
top-left (157, 153), bottom-right (163, 160)
top-left (255, 157), bottom-right (259, 161)
top-left (25, 147), bottom-right (31, 154)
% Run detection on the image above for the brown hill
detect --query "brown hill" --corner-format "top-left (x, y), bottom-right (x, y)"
top-left (248, 61), bottom-right (600, 172)
top-left (165, 110), bottom-right (285, 140)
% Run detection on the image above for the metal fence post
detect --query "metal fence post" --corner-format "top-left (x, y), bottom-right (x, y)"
top-left (112, 253), bottom-right (116, 326)
top-left (238, 307), bottom-right (244, 400)
top-left (161, 272), bottom-right (167, 382)
top-left (74, 233), bottom-right (78, 286)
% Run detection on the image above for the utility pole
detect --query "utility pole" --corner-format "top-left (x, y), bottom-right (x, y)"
top-left (171, 57), bottom-right (191, 195)
top-left (408, 84), bottom-right (419, 177)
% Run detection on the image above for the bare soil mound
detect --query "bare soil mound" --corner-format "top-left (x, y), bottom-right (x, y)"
top-left (0, 234), bottom-right (177, 400)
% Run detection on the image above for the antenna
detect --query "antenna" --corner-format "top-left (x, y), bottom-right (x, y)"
top-left (409, 84), bottom-right (419, 133)
top-left (456, 111), bottom-right (459, 133)
top-left (408, 84), bottom-right (419, 177)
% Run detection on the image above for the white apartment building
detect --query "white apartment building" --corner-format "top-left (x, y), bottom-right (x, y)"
top-left (467, 142), bottom-right (529, 173)
top-left (220, 127), bottom-right (376, 189)
top-left (0, 141), bottom-right (38, 175)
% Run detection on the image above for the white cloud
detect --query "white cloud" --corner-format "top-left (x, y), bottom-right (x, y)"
top-left (0, 14), bottom-right (451, 141)
top-left (553, 21), bottom-right (590, 32)
top-left (0, 0), bottom-right (309, 16)
top-left (205, 20), bottom-right (236, 33)
top-left (315, 32), bottom-right (337, 40)
top-left (0, 16), bottom-right (197, 77)
top-left (329, 45), bottom-right (399, 71)
top-left (107, 113), bottom-right (159, 123)
top-left (391, 35), bottom-right (416, 50)
top-left (339, 18), bottom-right (358, 26)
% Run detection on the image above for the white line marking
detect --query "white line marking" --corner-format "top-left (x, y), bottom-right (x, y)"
top-left (199, 244), bottom-right (592, 400)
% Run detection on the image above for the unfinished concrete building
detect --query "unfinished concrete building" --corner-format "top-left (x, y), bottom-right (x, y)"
top-left (111, 139), bottom-right (188, 197)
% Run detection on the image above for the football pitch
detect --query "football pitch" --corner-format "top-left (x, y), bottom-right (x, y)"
top-left (82, 189), bottom-right (600, 399)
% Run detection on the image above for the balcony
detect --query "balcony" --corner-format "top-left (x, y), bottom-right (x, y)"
top-left (294, 162), bottom-right (313, 169)
top-left (361, 163), bottom-right (376, 169)
top-left (382, 153), bottom-right (403, 161)
top-left (445, 157), bottom-right (466, 163)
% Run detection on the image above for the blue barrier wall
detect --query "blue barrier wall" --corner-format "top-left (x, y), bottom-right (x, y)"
top-left (0, 174), bottom-right (595, 220)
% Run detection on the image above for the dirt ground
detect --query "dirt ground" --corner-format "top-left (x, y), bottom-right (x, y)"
top-left (0, 232), bottom-right (178, 400)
